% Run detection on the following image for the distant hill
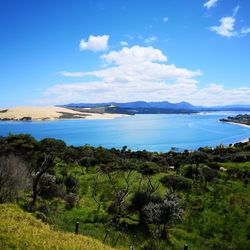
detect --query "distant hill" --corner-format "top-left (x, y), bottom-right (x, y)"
top-left (0, 204), bottom-right (117, 250)
top-left (64, 101), bottom-right (197, 110)
top-left (62, 101), bottom-right (250, 114)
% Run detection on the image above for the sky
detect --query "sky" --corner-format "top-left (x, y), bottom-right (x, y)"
top-left (0, 0), bottom-right (250, 107)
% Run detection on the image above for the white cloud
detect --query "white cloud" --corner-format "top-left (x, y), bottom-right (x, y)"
top-left (208, 6), bottom-right (250, 38)
top-left (210, 17), bottom-right (237, 37)
top-left (44, 45), bottom-right (250, 106)
top-left (163, 17), bottom-right (168, 22)
top-left (101, 46), bottom-right (166, 64)
top-left (204, 0), bottom-right (218, 9)
top-left (60, 71), bottom-right (86, 77)
top-left (138, 35), bottom-right (157, 44)
top-left (61, 46), bottom-right (200, 81)
top-left (143, 36), bottom-right (157, 44)
top-left (120, 41), bottom-right (128, 46)
top-left (241, 27), bottom-right (250, 35)
top-left (189, 84), bottom-right (250, 105)
top-left (80, 35), bottom-right (109, 52)
top-left (232, 5), bottom-right (240, 17)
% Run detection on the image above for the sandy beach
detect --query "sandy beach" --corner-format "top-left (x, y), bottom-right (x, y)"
top-left (220, 121), bottom-right (250, 143)
top-left (0, 106), bottom-right (127, 121)
top-left (240, 138), bottom-right (250, 143)
top-left (226, 121), bottom-right (250, 129)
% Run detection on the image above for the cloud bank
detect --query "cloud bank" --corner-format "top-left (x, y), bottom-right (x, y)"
top-left (44, 45), bottom-right (250, 106)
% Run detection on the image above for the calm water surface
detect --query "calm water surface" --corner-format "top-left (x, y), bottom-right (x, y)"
top-left (0, 112), bottom-right (249, 152)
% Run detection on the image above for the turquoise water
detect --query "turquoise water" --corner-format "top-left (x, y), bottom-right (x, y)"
top-left (0, 112), bottom-right (249, 152)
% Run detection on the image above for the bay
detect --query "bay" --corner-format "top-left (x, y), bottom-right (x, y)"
top-left (0, 112), bottom-right (249, 152)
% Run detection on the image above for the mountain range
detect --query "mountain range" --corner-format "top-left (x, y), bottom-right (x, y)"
top-left (62, 101), bottom-right (250, 114)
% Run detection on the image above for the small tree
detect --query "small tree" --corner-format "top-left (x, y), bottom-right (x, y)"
top-left (65, 175), bottom-right (79, 194)
top-left (65, 193), bottom-right (79, 210)
top-left (0, 155), bottom-right (30, 203)
top-left (106, 170), bottom-right (135, 227)
top-left (141, 192), bottom-right (183, 239)
top-left (140, 162), bottom-right (160, 193)
top-left (38, 173), bottom-right (64, 199)
top-left (129, 191), bottom-right (161, 227)
top-left (160, 175), bottom-right (192, 193)
top-left (78, 157), bottom-right (97, 173)
top-left (39, 138), bottom-right (66, 156)
top-left (200, 166), bottom-right (217, 190)
top-left (29, 153), bottom-right (55, 208)
top-left (190, 151), bottom-right (208, 180)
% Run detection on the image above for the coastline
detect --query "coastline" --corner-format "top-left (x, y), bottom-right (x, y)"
top-left (240, 137), bottom-right (250, 143)
top-left (224, 121), bottom-right (250, 129)
top-left (220, 121), bottom-right (250, 143)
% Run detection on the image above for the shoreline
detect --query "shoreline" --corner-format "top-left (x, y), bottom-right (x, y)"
top-left (220, 121), bottom-right (250, 144)
top-left (240, 137), bottom-right (250, 143)
top-left (223, 121), bottom-right (250, 129)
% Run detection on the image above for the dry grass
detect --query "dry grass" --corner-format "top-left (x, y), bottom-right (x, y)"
top-left (0, 204), bottom-right (119, 250)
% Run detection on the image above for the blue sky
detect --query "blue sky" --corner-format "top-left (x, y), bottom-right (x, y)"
top-left (0, 0), bottom-right (250, 107)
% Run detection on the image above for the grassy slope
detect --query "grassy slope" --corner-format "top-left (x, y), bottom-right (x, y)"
top-left (1, 162), bottom-right (249, 250)
top-left (0, 204), bottom-right (118, 250)
top-left (55, 163), bottom-right (250, 250)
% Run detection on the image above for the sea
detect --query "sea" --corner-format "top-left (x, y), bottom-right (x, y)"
top-left (0, 112), bottom-right (249, 152)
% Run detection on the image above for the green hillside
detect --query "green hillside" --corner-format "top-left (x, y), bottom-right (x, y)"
top-left (0, 204), bottom-right (118, 250)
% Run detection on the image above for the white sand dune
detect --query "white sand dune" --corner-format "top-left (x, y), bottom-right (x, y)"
top-left (0, 106), bottom-right (127, 120)
top-left (226, 121), bottom-right (250, 128)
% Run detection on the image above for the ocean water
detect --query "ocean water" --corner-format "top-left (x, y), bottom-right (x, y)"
top-left (0, 112), bottom-right (249, 152)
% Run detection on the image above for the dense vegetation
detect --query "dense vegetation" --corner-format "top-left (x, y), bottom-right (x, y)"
top-left (0, 134), bottom-right (250, 249)
top-left (220, 114), bottom-right (250, 126)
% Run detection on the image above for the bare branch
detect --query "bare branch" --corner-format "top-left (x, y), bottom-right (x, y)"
top-left (92, 172), bottom-right (101, 211)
